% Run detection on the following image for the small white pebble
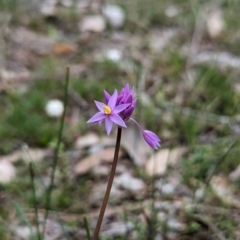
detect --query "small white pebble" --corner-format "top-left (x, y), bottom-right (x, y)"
top-left (21, 144), bottom-right (29, 152)
top-left (114, 172), bottom-right (145, 192)
top-left (194, 188), bottom-right (205, 200)
top-left (161, 183), bottom-right (175, 196)
top-left (106, 49), bottom-right (122, 62)
top-left (155, 234), bottom-right (164, 240)
top-left (102, 4), bottom-right (125, 28)
top-left (167, 218), bottom-right (185, 231)
top-left (88, 144), bottom-right (103, 154)
top-left (157, 212), bottom-right (167, 222)
top-left (155, 201), bottom-right (172, 211)
top-left (45, 99), bottom-right (64, 117)
top-left (40, 1), bottom-right (56, 16)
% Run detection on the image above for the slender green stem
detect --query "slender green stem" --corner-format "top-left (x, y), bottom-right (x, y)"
top-left (42, 67), bottom-right (70, 235)
top-left (205, 140), bottom-right (238, 187)
top-left (84, 216), bottom-right (92, 240)
top-left (92, 127), bottom-right (122, 240)
top-left (29, 162), bottom-right (41, 240)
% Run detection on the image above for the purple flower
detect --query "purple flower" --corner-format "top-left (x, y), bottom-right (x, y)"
top-left (87, 84), bottom-right (161, 150)
top-left (87, 90), bottom-right (130, 135)
top-left (142, 130), bottom-right (161, 150)
top-left (104, 84), bottom-right (137, 120)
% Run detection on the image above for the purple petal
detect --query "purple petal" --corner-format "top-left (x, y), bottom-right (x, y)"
top-left (113, 103), bottom-right (130, 113)
top-left (104, 90), bottom-right (111, 103)
top-left (143, 134), bottom-right (157, 149)
top-left (142, 130), bottom-right (161, 149)
top-left (120, 88), bottom-right (125, 96)
top-left (117, 94), bottom-right (123, 104)
top-left (108, 90), bottom-right (118, 109)
top-left (132, 98), bottom-right (137, 107)
top-left (124, 106), bottom-right (135, 120)
top-left (130, 87), bottom-right (135, 96)
top-left (124, 83), bottom-right (130, 93)
top-left (109, 114), bottom-right (127, 128)
top-left (105, 116), bottom-right (113, 135)
top-left (126, 94), bottom-right (133, 103)
top-left (87, 112), bottom-right (105, 123)
top-left (144, 130), bottom-right (161, 142)
top-left (94, 101), bottom-right (105, 112)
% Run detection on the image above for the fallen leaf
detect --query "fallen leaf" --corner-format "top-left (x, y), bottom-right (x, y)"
top-left (146, 149), bottom-right (169, 176)
top-left (210, 175), bottom-right (240, 208)
top-left (12, 27), bottom-right (55, 55)
top-left (145, 147), bottom-right (187, 176)
top-left (75, 133), bottom-right (100, 149)
top-left (74, 148), bottom-right (123, 175)
top-left (0, 148), bottom-right (50, 163)
top-left (121, 125), bottom-right (152, 166)
top-left (168, 147), bottom-right (188, 165)
top-left (229, 164), bottom-right (240, 182)
top-left (52, 43), bottom-right (77, 55)
top-left (0, 68), bottom-right (31, 82)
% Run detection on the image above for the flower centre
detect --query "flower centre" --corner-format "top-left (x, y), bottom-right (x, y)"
top-left (103, 105), bottom-right (112, 115)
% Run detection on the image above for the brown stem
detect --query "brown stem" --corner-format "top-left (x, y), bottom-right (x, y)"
top-left (92, 127), bottom-right (122, 240)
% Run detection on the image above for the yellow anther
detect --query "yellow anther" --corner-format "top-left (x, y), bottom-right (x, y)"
top-left (103, 105), bottom-right (112, 115)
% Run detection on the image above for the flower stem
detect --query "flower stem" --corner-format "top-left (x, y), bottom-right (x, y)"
top-left (92, 127), bottom-right (122, 240)
top-left (129, 117), bottom-right (143, 130)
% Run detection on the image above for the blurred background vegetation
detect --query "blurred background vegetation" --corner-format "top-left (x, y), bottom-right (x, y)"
top-left (0, 0), bottom-right (240, 239)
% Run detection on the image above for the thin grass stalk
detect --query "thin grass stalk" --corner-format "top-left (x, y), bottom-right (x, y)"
top-left (25, 149), bottom-right (68, 238)
top-left (92, 127), bottom-right (122, 240)
top-left (29, 162), bottom-right (42, 240)
top-left (13, 202), bottom-right (34, 236)
top-left (205, 140), bottom-right (238, 187)
top-left (192, 139), bottom-right (238, 211)
top-left (84, 216), bottom-right (92, 240)
top-left (42, 67), bottom-right (70, 235)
